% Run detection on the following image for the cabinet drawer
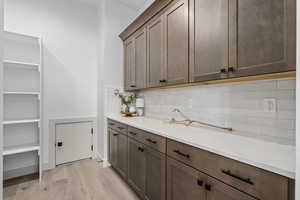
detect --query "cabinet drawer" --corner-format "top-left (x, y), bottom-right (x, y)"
top-left (107, 119), bottom-right (127, 135)
top-left (142, 131), bottom-right (166, 153)
top-left (127, 126), bottom-right (145, 143)
top-left (167, 139), bottom-right (290, 200)
top-left (128, 126), bottom-right (166, 153)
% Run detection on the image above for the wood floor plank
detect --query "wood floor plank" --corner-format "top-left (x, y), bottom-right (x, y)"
top-left (4, 159), bottom-right (140, 200)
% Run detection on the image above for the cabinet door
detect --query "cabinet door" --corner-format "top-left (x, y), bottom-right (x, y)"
top-left (234, 0), bottom-right (296, 77)
top-left (164, 0), bottom-right (189, 85)
top-left (167, 157), bottom-right (206, 200)
top-left (133, 28), bottom-right (147, 89)
top-left (109, 129), bottom-right (118, 168)
top-left (147, 16), bottom-right (165, 88)
top-left (124, 38), bottom-right (135, 90)
top-left (116, 133), bottom-right (128, 179)
top-left (128, 138), bottom-right (146, 197)
top-left (190, 0), bottom-right (229, 82)
top-left (145, 147), bottom-right (166, 200)
top-left (205, 176), bottom-right (256, 200)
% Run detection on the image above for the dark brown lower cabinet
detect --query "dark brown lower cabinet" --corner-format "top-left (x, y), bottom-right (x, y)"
top-left (108, 129), bottom-right (128, 179)
top-left (109, 129), bottom-right (118, 168)
top-left (109, 123), bottom-right (293, 200)
top-left (205, 176), bottom-right (257, 200)
top-left (167, 157), bottom-right (256, 200)
top-left (116, 133), bottom-right (128, 179)
top-left (167, 157), bottom-right (206, 200)
top-left (145, 147), bottom-right (166, 200)
top-left (128, 138), bottom-right (146, 197)
top-left (128, 138), bottom-right (166, 200)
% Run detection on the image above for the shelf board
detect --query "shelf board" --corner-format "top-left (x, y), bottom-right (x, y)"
top-left (4, 91), bottom-right (40, 95)
top-left (3, 119), bottom-right (40, 125)
top-left (3, 60), bottom-right (40, 70)
top-left (3, 144), bottom-right (40, 156)
top-left (4, 31), bottom-right (40, 44)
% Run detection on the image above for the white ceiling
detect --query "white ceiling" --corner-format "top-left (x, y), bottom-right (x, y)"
top-left (73, 0), bottom-right (148, 9)
top-left (117, 0), bottom-right (148, 10)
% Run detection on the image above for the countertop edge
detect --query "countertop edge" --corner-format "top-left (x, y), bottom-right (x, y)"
top-left (106, 115), bottom-right (295, 179)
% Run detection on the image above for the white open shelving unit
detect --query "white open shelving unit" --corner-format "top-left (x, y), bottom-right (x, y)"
top-left (2, 31), bottom-right (43, 182)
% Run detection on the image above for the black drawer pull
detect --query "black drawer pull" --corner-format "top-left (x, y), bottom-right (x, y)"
top-left (205, 184), bottom-right (211, 191)
top-left (159, 80), bottom-right (167, 83)
top-left (117, 127), bottom-right (125, 130)
top-left (197, 180), bottom-right (203, 187)
top-left (221, 170), bottom-right (254, 185)
top-left (138, 147), bottom-right (144, 152)
top-left (146, 138), bottom-right (157, 144)
top-left (228, 67), bottom-right (235, 73)
top-left (113, 133), bottom-right (119, 136)
top-left (129, 131), bottom-right (137, 136)
top-left (130, 85), bottom-right (136, 88)
top-left (173, 150), bottom-right (190, 159)
top-left (220, 68), bottom-right (227, 73)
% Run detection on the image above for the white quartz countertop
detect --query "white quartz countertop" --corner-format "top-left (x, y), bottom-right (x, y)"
top-left (107, 113), bottom-right (296, 179)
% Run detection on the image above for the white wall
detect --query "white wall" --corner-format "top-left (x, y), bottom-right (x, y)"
top-left (4, 0), bottom-right (98, 165)
top-left (0, 0), bottom-right (3, 197)
top-left (138, 0), bottom-right (155, 14)
top-left (97, 0), bottom-right (138, 159)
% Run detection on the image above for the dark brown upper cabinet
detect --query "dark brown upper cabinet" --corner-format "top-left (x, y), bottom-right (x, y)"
top-left (124, 29), bottom-right (147, 91)
top-left (163, 0), bottom-right (189, 86)
top-left (190, 0), bottom-right (230, 82)
top-left (124, 38), bottom-right (135, 91)
top-left (147, 16), bottom-right (165, 88)
top-left (234, 0), bottom-right (296, 77)
top-left (190, 0), bottom-right (296, 82)
top-left (121, 0), bottom-right (295, 90)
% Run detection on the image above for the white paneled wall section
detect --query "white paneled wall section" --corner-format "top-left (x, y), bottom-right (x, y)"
top-left (2, 31), bottom-right (42, 181)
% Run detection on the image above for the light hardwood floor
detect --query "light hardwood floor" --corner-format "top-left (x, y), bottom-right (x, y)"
top-left (4, 159), bottom-right (140, 200)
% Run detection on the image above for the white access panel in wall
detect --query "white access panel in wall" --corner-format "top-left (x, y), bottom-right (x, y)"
top-left (55, 122), bottom-right (93, 166)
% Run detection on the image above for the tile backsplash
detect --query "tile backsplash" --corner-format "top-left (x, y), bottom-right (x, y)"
top-left (139, 78), bottom-right (296, 145)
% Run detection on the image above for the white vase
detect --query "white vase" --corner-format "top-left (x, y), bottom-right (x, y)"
top-left (129, 106), bottom-right (136, 113)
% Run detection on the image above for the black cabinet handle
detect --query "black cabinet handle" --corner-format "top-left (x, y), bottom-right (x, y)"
top-left (146, 138), bottom-right (157, 144)
top-left (130, 85), bottom-right (136, 88)
top-left (197, 180), bottom-right (203, 187)
top-left (220, 68), bottom-right (227, 73)
top-left (228, 67), bottom-right (235, 73)
top-left (205, 184), bottom-right (211, 191)
top-left (173, 150), bottom-right (190, 159)
top-left (159, 80), bottom-right (167, 83)
top-left (117, 127), bottom-right (125, 130)
top-left (129, 131), bottom-right (137, 136)
top-left (138, 147), bottom-right (144, 152)
top-left (221, 170), bottom-right (254, 185)
top-left (57, 142), bottom-right (63, 147)
top-left (113, 133), bottom-right (119, 136)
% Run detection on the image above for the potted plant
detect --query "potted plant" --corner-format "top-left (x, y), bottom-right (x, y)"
top-left (114, 89), bottom-right (138, 116)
